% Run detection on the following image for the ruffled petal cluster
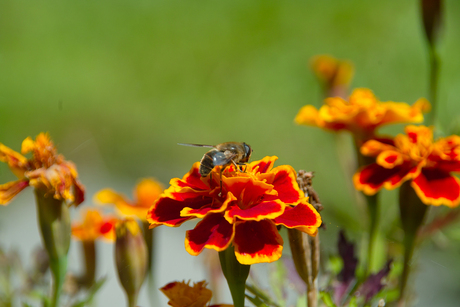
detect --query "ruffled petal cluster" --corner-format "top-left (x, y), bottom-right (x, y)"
top-left (295, 88), bottom-right (430, 140)
top-left (72, 209), bottom-right (118, 242)
top-left (0, 133), bottom-right (85, 206)
top-left (147, 156), bottom-right (322, 265)
top-left (94, 178), bottom-right (164, 221)
top-left (160, 280), bottom-right (233, 307)
top-left (354, 125), bottom-right (460, 207)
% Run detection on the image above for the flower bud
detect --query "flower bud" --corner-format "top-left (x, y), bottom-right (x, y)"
top-left (115, 218), bottom-right (147, 307)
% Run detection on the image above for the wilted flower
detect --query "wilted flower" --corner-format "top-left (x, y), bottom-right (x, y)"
top-left (147, 156), bottom-right (321, 265)
top-left (94, 178), bottom-right (164, 221)
top-left (72, 209), bottom-right (118, 242)
top-left (354, 125), bottom-right (460, 207)
top-left (0, 132), bottom-right (84, 206)
top-left (295, 88), bottom-right (430, 142)
top-left (161, 280), bottom-right (233, 307)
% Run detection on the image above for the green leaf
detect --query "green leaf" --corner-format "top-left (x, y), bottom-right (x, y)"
top-left (319, 291), bottom-right (337, 307)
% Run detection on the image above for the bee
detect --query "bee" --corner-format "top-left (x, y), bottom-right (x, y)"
top-left (178, 142), bottom-right (253, 178)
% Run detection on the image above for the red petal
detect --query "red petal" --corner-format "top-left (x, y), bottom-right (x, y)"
top-left (412, 168), bottom-right (460, 207)
top-left (147, 196), bottom-right (212, 227)
top-left (233, 220), bottom-right (283, 264)
top-left (270, 166), bottom-right (304, 203)
top-left (274, 200), bottom-right (321, 232)
top-left (225, 199), bottom-right (285, 223)
top-left (172, 162), bottom-right (209, 191)
top-left (248, 156), bottom-right (278, 174)
top-left (353, 162), bottom-right (418, 195)
top-left (181, 193), bottom-right (235, 218)
top-left (185, 213), bottom-right (234, 255)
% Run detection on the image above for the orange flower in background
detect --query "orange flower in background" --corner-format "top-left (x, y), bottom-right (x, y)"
top-left (147, 156), bottom-right (322, 265)
top-left (94, 178), bottom-right (164, 221)
top-left (310, 55), bottom-right (354, 92)
top-left (354, 125), bottom-right (460, 207)
top-left (0, 133), bottom-right (85, 206)
top-left (72, 209), bottom-right (118, 242)
top-left (160, 280), bottom-right (233, 307)
top-left (295, 88), bottom-right (431, 141)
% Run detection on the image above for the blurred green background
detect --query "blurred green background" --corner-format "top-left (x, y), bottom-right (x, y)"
top-left (1, 0), bottom-right (460, 306)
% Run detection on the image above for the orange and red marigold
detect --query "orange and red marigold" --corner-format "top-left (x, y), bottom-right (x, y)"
top-left (0, 133), bottom-right (84, 206)
top-left (354, 125), bottom-right (460, 207)
top-left (147, 156), bottom-right (322, 265)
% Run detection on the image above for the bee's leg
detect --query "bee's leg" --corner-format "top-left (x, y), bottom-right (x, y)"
top-left (236, 162), bottom-right (247, 173)
top-left (218, 167), bottom-right (224, 197)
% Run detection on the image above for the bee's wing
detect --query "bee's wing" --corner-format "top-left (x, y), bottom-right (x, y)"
top-left (178, 143), bottom-right (215, 148)
top-left (212, 151), bottom-right (237, 166)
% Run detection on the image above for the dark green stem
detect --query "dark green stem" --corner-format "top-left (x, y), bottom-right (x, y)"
top-left (34, 189), bottom-right (70, 307)
top-left (398, 182), bottom-right (429, 306)
top-left (219, 246), bottom-right (250, 307)
top-left (81, 240), bottom-right (96, 288)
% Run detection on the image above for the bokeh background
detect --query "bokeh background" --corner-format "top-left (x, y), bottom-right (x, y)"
top-left (1, 0), bottom-right (460, 306)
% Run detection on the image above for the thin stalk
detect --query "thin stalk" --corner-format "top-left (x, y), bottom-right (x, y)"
top-left (426, 45), bottom-right (440, 126)
top-left (81, 240), bottom-right (96, 288)
top-left (397, 182), bottom-right (429, 306)
top-left (142, 221), bottom-right (157, 307)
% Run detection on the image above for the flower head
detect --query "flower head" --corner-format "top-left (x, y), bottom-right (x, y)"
top-left (354, 125), bottom-right (460, 207)
top-left (0, 133), bottom-right (85, 206)
top-left (147, 156), bottom-right (322, 265)
top-left (295, 88), bottom-right (430, 141)
top-left (94, 178), bottom-right (164, 221)
top-left (310, 55), bottom-right (354, 97)
top-left (72, 208), bottom-right (118, 242)
top-left (160, 280), bottom-right (233, 307)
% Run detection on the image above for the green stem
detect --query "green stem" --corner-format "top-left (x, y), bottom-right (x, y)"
top-left (219, 246), bottom-right (250, 307)
top-left (425, 45), bottom-right (440, 126)
top-left (365, 193), bottom-right (379, 275)
top-left (142, 221), bottom-right (158, 307)
top-left (398, 182), bottom-right (429, 306)
top-left (34, 189), bottom-right (71, 307)
top-left (127, 290), bottom-right (139, 307)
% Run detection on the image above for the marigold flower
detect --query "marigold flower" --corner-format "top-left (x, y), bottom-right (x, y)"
top-left (295, 88), bottom-right (431, 141)
top-left (72, 209), bottom-right (118, 242)
top-left (147, 156), bottom-right (322, 265)
top-left (0, 133), bottom-right (84, 206)
top-left (94, 178), bottom-right (164, 221)
top-left (354, 125), bottom-right (460, 207)
top-left (160, 280), bottom-right (233, 307)
top-left (310, 55), bottom-right (354, 91)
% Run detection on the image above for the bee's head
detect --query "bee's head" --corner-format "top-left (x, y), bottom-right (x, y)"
top-left (242, 143), bottom-right (252, 161)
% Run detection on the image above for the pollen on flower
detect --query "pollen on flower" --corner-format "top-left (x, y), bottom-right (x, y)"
top-left (147, 156), bottom-right (322, 265)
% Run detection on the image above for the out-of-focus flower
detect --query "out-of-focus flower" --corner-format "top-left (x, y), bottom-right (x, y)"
top-left (94, 178), bottom-right (164, 221)
top-left (310, 55), bottom-right (354, 97)
top-left (354, 125), bottom-right (460, 207)
top-left (0, 133), bottom-right (85, 206)
top-left (115, 218), bottom-right (147, 307)
top-left (295, 88), bottom-right (430, 141)
top-left (160, 280), bottom-right (233, 307)
top-left (147, 156), bottom-right (321, 265)
top-left (72, 209), bottom-right (118, 242)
